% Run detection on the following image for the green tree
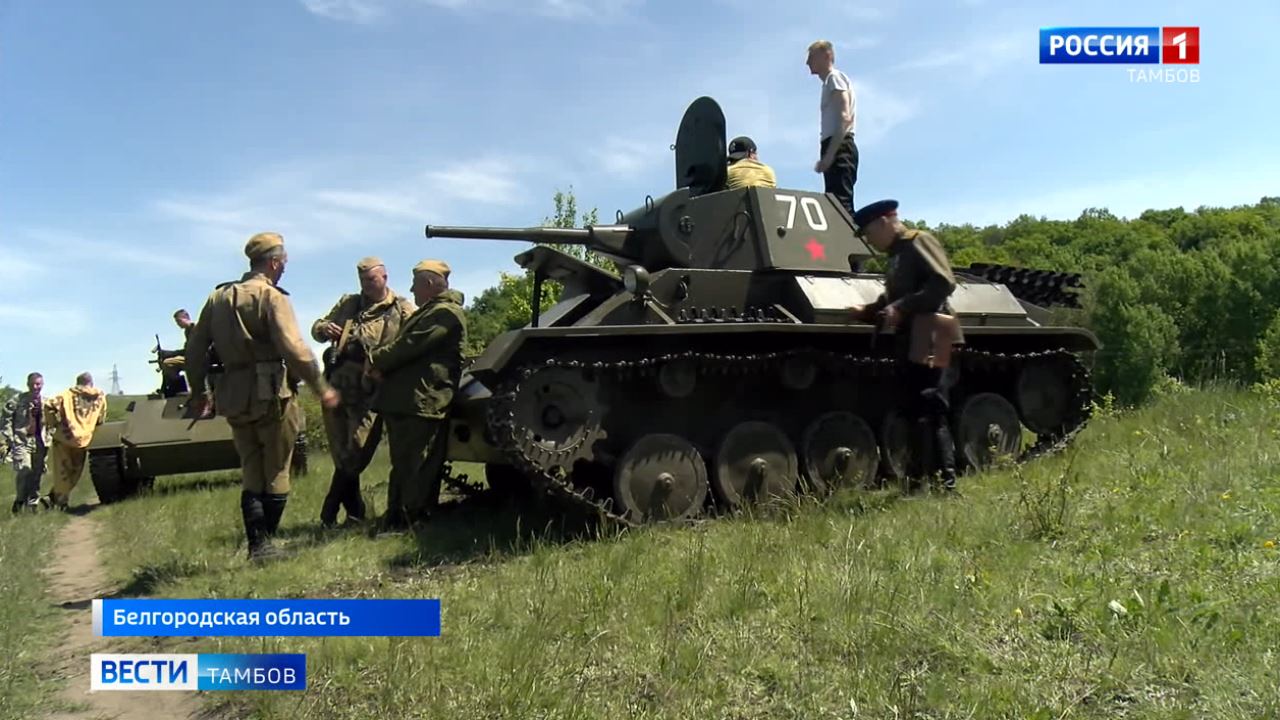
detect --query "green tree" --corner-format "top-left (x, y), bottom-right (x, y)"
top-left (463, 186), bottom-right (607, 355)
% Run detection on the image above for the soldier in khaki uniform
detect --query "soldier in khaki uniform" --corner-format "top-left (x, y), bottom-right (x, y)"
top-left (367, 259), bottom-right (467, 531)
top-left (849, 199), bottom-right (963, 491)
top-left (311, 256), bottom-right (415, 528)
top-left (156, 309), bottom-right (194, 394)
top-left (185, 232), bottom-right (340, 559)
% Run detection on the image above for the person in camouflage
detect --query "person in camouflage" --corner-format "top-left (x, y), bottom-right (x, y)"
top-left (367, 259), bottom-right (467, 531)
top-left (310, 257), bottom-right (415, 528)
top-left (1, 372), bottom-right (51, 513)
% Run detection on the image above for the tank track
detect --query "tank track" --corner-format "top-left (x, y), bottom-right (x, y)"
top-left (485, 345), bottom-right (1093, 530)
top-left (956, 263), bottom-right (1084, 309)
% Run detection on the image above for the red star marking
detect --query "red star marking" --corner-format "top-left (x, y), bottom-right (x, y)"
top-left (805, 237), bottom-right (826, 261)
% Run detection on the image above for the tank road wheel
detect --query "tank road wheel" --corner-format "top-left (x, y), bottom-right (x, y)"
top-left (955, 392), bottom-right (1023, 471)
top-left (712, 421), bottom-right (798, 508)
top-left (88, 448), bottom-right (126, 504)
top-left (612, 434), bottom-right (709, 524)
top-left (801, 412), bottom-right (880, 494)
top-left (1015, 359), bottom-right (1072, 435)
top-left (511, 366), bottom-right (606, 473)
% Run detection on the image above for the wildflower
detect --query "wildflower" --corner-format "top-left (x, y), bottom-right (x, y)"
top-left (1220, 492), bottom-right (1231, 501)
top-left (1265, 540), bottom-right (1276, 549)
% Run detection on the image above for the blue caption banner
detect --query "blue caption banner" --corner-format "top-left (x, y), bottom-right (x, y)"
top-left (91, 653), bottom-right (306, 691)
top-left (1039, 26), bottom-right (1160, 64)
top-left (93, 598), bottom-right (441, 637)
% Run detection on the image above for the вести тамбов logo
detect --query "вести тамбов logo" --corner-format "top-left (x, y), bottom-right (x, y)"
top-left (1039, 26), bottom-right (1200, 83)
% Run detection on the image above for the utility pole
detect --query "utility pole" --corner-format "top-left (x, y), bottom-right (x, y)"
top-left (109, 364), bottom-right (123, 395)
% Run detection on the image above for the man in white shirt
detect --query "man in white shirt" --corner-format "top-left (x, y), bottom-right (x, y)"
top-left (806, 39), bottom-right (858, 214)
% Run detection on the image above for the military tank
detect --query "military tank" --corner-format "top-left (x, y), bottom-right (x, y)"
top-left (429, 96), bottom-right (1098, 527)
top-left (86, 337), bottom-right (309, 504)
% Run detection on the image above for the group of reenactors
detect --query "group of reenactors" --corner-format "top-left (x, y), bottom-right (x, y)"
top-left (172, 232), bottom-right (467, 560)
top-left (6, 38), bottom-right (963, 559)
top-left (2, 371), bottom-right (110, 513)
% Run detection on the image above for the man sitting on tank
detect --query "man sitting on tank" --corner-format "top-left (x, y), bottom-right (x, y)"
top-left (156, 308), bottom-right (195, 395)
top-left (725, 136), bottom-right (777, 189)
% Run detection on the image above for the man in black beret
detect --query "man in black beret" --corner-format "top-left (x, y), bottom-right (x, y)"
top-left (850, 199), bottom-right (963, 492)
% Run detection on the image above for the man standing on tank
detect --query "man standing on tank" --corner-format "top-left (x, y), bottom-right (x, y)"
top-left (366, 259), bottom-right (467, 532)
top-left (185, 232), bottom-right (340, 560)
top-left (311, 256), bottom-right (416, 529)
top-left (806, 39), bottom-right (858, 213)
top-left (849, 200), bottom-right (962, 492)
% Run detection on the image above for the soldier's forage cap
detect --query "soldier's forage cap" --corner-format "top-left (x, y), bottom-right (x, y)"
top-left (727, 136), bottom-right (756, 161)
top-left (356, 256), bottom-right (384, 272)
top-left (244, 232), bottom-right (285, 259)
top-left (853, 199), bottom-right (899, 231)
top-left (413, 259), bottom-right (450, 279)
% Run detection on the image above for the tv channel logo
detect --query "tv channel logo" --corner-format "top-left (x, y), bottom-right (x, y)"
top-left (91, 653), bottom-right (306, 691)
top-left (1039, 27), bottom-right (1199, 65)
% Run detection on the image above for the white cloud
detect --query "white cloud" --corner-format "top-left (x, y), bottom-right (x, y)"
top-left (534, 0), bottom-right (640, 21)
top-left (149, 155), bottom-right (535, 254)
top-left (17, 228), bottom-right (200, 274)
top-left (300, 0), bottom-right (639, 23)
top-left (425, 157), bottom-right (527, 205)
top-left (917, 158), bottom-right (1280, 228)
top-left (889, 29), bottom-right (1025, 77)
top-left (0, 303), bottom-right (89, 337)
top-left (0, 247), bottom-right (45, 287)
top-left (300, 0), bottom-right (385, 23)
top-left (591, 135), bottom-right (667, 175)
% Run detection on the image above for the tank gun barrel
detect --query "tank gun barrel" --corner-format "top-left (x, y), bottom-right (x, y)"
top-left (425, 223), bottom-right (634, 250)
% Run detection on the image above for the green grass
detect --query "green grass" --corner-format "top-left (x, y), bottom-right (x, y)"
top-left (0, 452), bottom-right (104, 720)
top-left (0, 495), bottom-right (66, 720)
top-left (13, 387), bottom-right (1280, 718)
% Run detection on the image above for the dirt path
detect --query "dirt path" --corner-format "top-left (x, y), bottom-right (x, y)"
top-left (42, 509), bottom-right (205, 720)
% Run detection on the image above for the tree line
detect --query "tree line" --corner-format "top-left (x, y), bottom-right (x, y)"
top-left (7, 192), bottom-right (1274, 411)
top-left (462, 190), bottom-right (1280, 408)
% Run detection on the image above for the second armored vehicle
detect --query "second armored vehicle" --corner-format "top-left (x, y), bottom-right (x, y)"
top-left (87, 339), bottom-right (308, 503)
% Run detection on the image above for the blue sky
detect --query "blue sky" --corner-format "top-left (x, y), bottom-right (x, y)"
top-left (2, 0), bottom-right (1276, 394)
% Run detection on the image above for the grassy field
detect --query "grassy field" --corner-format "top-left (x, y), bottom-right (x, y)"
top-left (4, 386), bottom-right (1280, 718)
top-left (0, 454), bottom-right (100, 720)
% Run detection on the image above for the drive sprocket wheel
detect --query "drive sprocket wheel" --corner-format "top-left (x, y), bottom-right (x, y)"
top-left (509, 365), bottom-right (606, 474)
top-left (955, 392), bottom-right (1023, 470)
top-left (712, 420), bottom-right (798, 508)
top-left (801, 411), bottom-right (880, 493)
top-left (612, 433), bottom-right (709, 523)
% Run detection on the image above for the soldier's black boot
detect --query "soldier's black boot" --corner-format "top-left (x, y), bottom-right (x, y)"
top-left (935, 417), bottom-right (959, 493)
top-left (262, 493), bottom-right (288, 537)
top-left (320, 472), bottom-right (343, 528)
top-left (342, 473), bottom-right (366, 524)
top-left (240, 491), bottom-right (273, 560)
